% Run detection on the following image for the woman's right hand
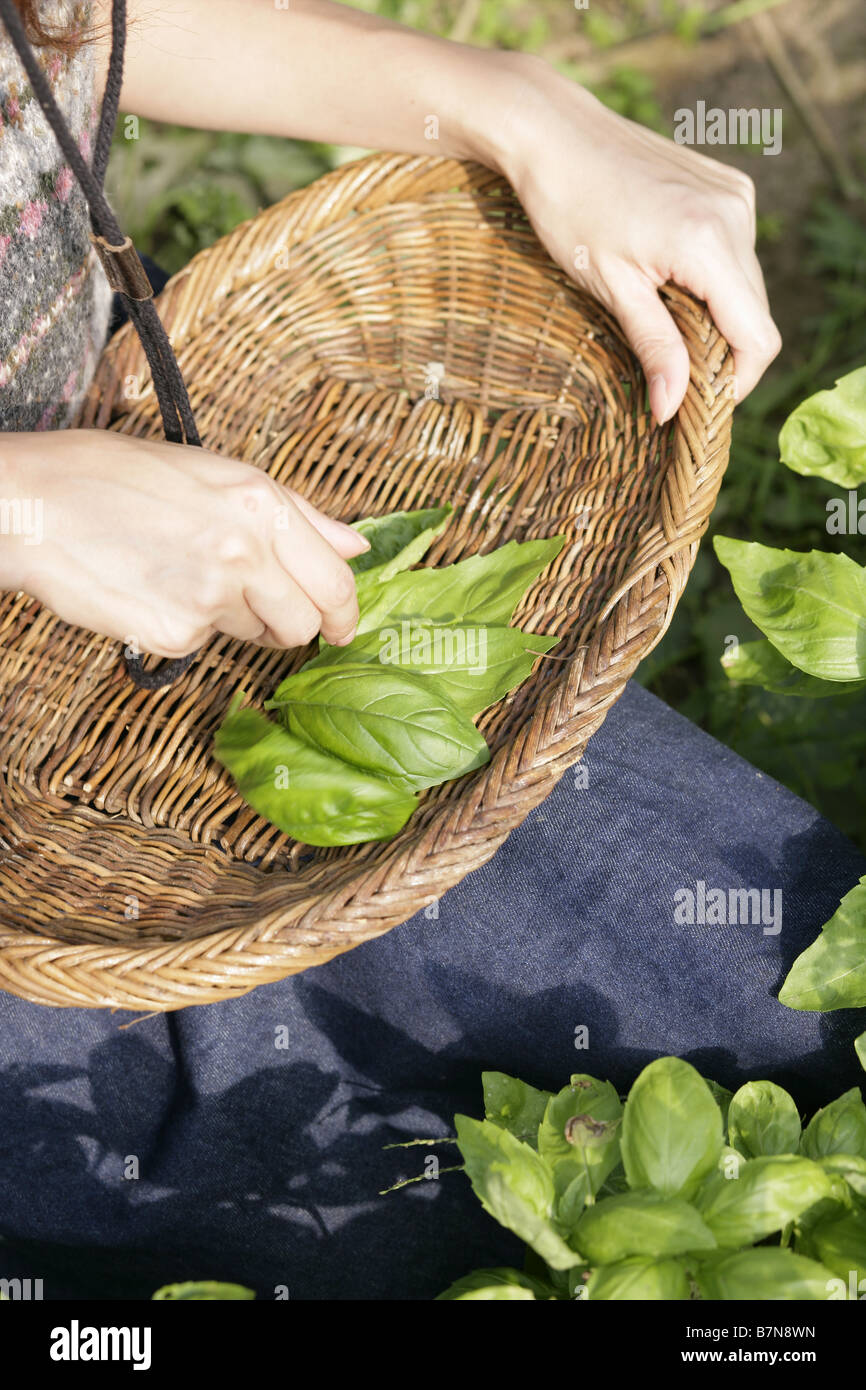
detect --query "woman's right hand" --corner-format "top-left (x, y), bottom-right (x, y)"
top-left (0, 429), bottom-right (368, 659)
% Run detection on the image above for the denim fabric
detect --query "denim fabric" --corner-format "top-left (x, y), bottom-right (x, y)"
top-left (0, 681), bottom-right (862, 1300)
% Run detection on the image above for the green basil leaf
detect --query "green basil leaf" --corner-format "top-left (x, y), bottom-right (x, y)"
top-left (482, 1072), bottom-right (552, 1148)
top-left (800, 1087), bottom-right (866, 1160)
top-left (820, 1153), bottom-right (866, 1199)
top-left (538, 1075), bottom-right (623, 1211)
top-left (695, 1248), bottom-right (835, 1301)
top-left (807, 1208), bottom-right (866, 1284)
top-left (721, 637), bottom-right (866, 699)
top-left (306, 622), bottom-right (558, 718)
top-left (454, 1115), bottom-right (582, 1270)
top-left (779, 877), bottom-right (866, 1010)
top-left (436, 1268), bottom-right (546, 1301)
top-left (857, 1031), bottom-right (866, 1073)
top-left (356, 536), bottom-right (565, 635)
top-left (586, 1256), bottom-right (690, 1301)
top-left (779, 364), bottom-right (866, 488)
top-left (349, 505), bottom-right (451, 576)
top-left (621, 1058), bottom-right (723, 1198)
top-left (443, 1284), bottom-right (537, 1300)
top-left (727, 1081), bottom-right (802, 1157)
top-left (266, 663), bottom-right (489, 792)
top-left (214, 698), bottom-right (416, 845)
top-left (574, 1192), bottom-right (716, 1264)
top-left (704, 1079), bottom-right (734, 1138)
top-left (695, 1154), bottom-right (832, 1247)
top-left (714, 537), bottom-right (866, 682)
top-left (152, 1282), bottom-right (255, 1300)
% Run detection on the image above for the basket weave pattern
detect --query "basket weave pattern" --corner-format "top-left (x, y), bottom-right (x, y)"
top-left (0, 154), bottom-right (734, 1010)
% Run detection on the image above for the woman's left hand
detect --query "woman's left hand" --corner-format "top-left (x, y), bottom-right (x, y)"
top-left (482, 55), bottom-right (782, 423)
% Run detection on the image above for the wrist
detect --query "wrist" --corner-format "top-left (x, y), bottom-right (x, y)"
top-left (464, 52), bottom-right (601, 189)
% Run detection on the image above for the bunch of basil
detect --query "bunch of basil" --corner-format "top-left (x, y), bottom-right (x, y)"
top-left (434, 1058), bottom-right (866, 1300)
top-left (215, 506), bottom-right (563, 846)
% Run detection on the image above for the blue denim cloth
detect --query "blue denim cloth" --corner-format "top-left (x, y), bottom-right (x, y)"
top-left (0, 681), bottom-right (862, 1300)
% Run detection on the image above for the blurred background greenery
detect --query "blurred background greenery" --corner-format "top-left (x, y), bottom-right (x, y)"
top-left (107, 0), bottom-right (866, 847)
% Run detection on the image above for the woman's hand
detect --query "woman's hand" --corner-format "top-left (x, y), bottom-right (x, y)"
top-left (485, 56), bottom-right (782, 422)
top-left (0, 430), bottom-right (368, 658)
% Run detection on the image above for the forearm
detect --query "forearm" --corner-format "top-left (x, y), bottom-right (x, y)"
top-left (101, 0), bottom-right (544, 175)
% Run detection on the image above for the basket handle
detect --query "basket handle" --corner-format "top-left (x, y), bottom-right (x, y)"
top-left (0, 0), bottom-right (200, 691)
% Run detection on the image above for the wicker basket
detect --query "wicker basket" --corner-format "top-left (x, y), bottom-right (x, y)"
top-left (0, 153), bottom-right (734, 1011)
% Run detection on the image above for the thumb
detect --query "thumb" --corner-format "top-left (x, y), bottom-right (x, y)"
top-left (607, 272), bottom-right (691, 424)
top-left (286, 488), bottom-right (371, 560)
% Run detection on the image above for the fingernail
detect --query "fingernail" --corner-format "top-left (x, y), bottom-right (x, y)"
top-left (650, 374), bottom-right (669, 424)
top-left (343, 525), bottom-right (370, 551)
top-left (336, 629), bottom-right (357, 647)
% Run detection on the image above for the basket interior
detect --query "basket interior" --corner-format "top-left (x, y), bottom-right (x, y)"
top-left (0, 171), bottom-right (688, 951)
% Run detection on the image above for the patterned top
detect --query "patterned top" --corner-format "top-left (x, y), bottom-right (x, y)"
top-left (0, 0), bottom-right (112, 430)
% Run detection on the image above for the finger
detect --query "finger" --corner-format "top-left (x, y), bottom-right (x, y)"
top-left (606, 270), bottom-right (691, 424)
top-left (681, 245), bottom-right (782, 400)
top-left (243, 564), bottom-right (327, 651)
top-left (286, 489), bottom-right (370, 560)
top-left (210, 601), bottom-right (268, 645)
top-left (270, 502), bottom-right (360, 646)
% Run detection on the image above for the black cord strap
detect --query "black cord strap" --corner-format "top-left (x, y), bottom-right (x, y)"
top-left (0, 0), bottom-right (200, 690)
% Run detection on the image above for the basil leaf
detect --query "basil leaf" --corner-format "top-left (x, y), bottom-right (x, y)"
top-left (701, 1080), bottom-right (733, 1139)
top-left (266, 663), bottom-right (489, 792)
top-left (441, 1284), bottom-right (537, 1300)
top-left (436, 1268), bottom-right (545, 1301)
top-left (349, 505), bottom-right (451, 576)
top-left (727, 1080), bottom-right (802, 1157)
top-left (800, 1087), bottom-right (866, 1160)
top-left (152, 1282), bottom-right (255, 1300)
top-left (820, 1154), bottom-right (866, 1199)
top-left (779, 877), bottom-right (866, 1010)
top-left (482, 1071), bottom-right (552, 1148)
top-left (454, 1115), bottom-right (582, 1271)
top-left (721, 637), bottom-right (866, 699)
top-left (538, 1076), bottom-right (623, 1210)
top-left (695, 1154), bottom-right (832, 1247)
top-left (807, 1208), bottom-right (866, 1285)
top-left (574, 1192), bottom-right (716, 1264)
top-left (621, 1058), bottom-right (723, 1198)
top-left (307, 622), bottom-right (558, 718)
top-left (356, 536), bottom-right (565, 635)
top-left (695, 1248), bottom-right (835, 1301)
top-left (714, 537), bottom-right (866, 682)
top-left (214, 699), bottom-right (416, 846)
top-left (857, 1031), bottom-right (866, 1073)
top-left (586, 1256), bottom-right (690, 1301)
top-left (779, 364), bottom-right (866, 488)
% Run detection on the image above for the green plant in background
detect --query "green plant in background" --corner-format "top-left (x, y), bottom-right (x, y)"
top-left (714, 365), bottom-right (866, 1067)
top-left (428, 1058), bottom-right (866, 1299)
